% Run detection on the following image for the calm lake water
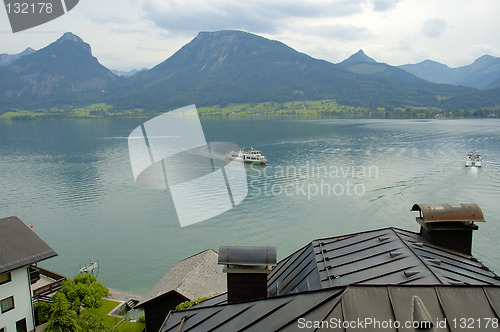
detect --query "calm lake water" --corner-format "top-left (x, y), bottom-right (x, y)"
top-left (1, 117), bottom-right (500, 293)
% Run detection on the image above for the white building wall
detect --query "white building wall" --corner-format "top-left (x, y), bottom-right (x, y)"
top-left (0, 267), bottom-right (34, 332)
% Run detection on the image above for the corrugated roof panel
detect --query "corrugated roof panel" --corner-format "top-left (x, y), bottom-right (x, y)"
top-left (182, 303), bottom-right (252, 331)
top-left (350, 264), bottom-right (431, 285)
top-left (317, 298), bottom-right (345, 332)
top-left (484, 287), bottom-right (500, 316)
top-left (356, 267), bottom-right (434, 285)
top-left (342, 287), bottom-right (398, 332)
top-left (321, 249), bottom-right (411, 278)
top-left (324, 257), bottom-right (412, 285)
top-left (268, 244), bottom-right (320, 296)
top-left (193, 293), bottom-right (227, 309)
top-left (421, 251), bottom-right (496, 279)
top-left (430, 264), bottom-right (499, 285)
top-left (269, 227), bottom-right (500, 297)
top-left (161, 288), bottom-right (346, 332)
top-left (277, 257), bottom-right (318, 294)
top-left (160, 286), bottom-right (500, 332)
top-left (437, 287), bottom-right (499, 332)
top-left (172, 306), bottom-right (226, 331)
top-left (388, 287), bottom-right (448, 332)
top-left (314, 239), bottom-right (403, 267)
top-left (292, 266), bottom-right (321, 294)
top-left (395, 229), bottom-right (500, 285)
top-left (314, 242), bottom-right (406, 274)
top-left (268, 244), bottom-right (308, 295)
top-left (315, 230), bottom-right (442, 286)
top-left (279, 290), bottom-right (344, 332)
top-left (213, 296), bottom-right (293, 331)
top-left (162, 311), bottom-right (196, 332)
top-left (313, 230), bottom-right (395, 257)
top-left (248, 288), bottom-right (342, 332)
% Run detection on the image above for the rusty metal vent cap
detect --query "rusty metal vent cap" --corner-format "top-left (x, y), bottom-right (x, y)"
top-left (411, 203), bottom-right (485, 223)
top-left (218, 246), bottom-right (277, 266)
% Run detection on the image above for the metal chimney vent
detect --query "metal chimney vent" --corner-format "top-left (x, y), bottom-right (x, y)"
top-left (411, 203), bottom-right (485, 224)
top-left (218, 246), bottom-right (276, 270)
top-left (411, 203), bottom-right (485, 255)
top-left (218, 246), bottom-right (277, 303)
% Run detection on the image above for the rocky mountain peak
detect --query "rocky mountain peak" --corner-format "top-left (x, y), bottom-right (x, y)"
top-left (341, 49), bottom-right (377, 65)
top-left (55, 32), bottom-right (92, 54)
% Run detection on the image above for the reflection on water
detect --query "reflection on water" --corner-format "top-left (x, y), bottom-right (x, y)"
top-left (1, 118), bottom-right (500, 293)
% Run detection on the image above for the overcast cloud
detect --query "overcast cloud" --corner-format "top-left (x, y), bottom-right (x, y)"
top-left (422, 18), bottom-right (448, 39)
top-left (141, 0), bottom-right (369, 34)
top-left (371, 0), bottom-right (402, 11)
top-left (0, 0), bottom-right (498, 70)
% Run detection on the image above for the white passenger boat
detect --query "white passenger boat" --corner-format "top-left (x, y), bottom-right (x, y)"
top-left (226, 148), bottom-right (267, 165)
top-left (465, 150), bottom-right (482, 167)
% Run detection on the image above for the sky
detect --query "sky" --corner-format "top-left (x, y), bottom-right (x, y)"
top-left (1, 0), bottom-right (499, 71)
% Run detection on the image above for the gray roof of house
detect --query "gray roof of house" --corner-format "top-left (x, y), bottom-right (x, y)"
top-left (0, 216), bottom-right (57, 274)
top-left (138, 249), bottom-right (227, 307)
top-left (268, 227), bottom-right (500, 296)
top-left (160, 285), bottom-right (500, 332)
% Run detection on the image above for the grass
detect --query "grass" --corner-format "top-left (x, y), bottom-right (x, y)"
top-left (115, 320), bottom-right (146, 332)
top-left (86, 299), bottom-right (121, 328)
top-left (0, 103), bottom-right (147, 119)
top-left (85, 299), bottom-right (145, 332)
top-left (0, 110), bottom-right (52, 119)
top-left (197, 99), bottom-right (368, 117)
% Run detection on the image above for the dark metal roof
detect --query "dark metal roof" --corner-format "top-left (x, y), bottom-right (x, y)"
top-left (191, 293), bottom-right (228, 309)
top-left (218, 246), bottom-right (277, 267)
top-left (411, 203), bottom-right (485, 223)
top-left (268, 227), bottom-right (500, 296)
top-left (0, 216), bottom-right (57, 274)
top-left (159, 285), bottom-right (500, 332)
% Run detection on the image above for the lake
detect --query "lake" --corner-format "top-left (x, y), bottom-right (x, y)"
top-left (1, 117), bottom-right (500, 293)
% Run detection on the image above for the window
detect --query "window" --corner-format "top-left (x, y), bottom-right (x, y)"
top-left (1, 296), bottom-right (14, 313)
top-left (16, 318), bottom-right (27, 332)
top-left (0, 272), bottom-right (11, 285)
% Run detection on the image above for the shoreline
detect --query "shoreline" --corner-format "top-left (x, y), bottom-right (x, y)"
top-left (1, 99), bottom-right (499, 120)
top-left (1, 111), bottom-right (499, 121)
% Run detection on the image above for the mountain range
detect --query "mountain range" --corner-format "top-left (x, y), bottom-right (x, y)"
top-left (399, 55), bottom-right (500, 90)
top-left (0, 47), bottom-right (35, 66)
top-left (1, 30), bottom-right (499, 112)
top-left (111, 68), bottom-right (147, 77)
top-left (0, 33), bottom-right (116, 108)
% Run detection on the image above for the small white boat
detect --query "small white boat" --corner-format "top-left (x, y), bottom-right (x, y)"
top-left (465, 150), bottom-right (482, 167)
top-left (226, 148), bottom-right (267, 165)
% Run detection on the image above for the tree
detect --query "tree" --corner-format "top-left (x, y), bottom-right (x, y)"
top-left (44, 275), bottom-right (112, 331)
top-left (61, 274), bottom-right (109, 314)
top-left (33, 301), bottom-right (52, 325)
top-left (76, 311), bottom-right (112, 332)
top-left (45, 292), bottom-right (79, 332)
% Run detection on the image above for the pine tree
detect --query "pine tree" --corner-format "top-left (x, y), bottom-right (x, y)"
top-left (45, 292), bottom-right (79, 332)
